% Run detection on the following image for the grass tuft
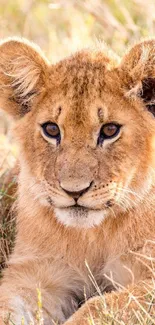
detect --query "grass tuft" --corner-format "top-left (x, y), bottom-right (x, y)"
top-left (0, 170), bottom-right (16, 275)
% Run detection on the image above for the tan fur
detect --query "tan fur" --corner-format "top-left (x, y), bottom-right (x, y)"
top-left (0, 37), bottom-right (154, 324)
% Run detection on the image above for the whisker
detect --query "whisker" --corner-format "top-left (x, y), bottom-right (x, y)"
top-left (116, 187), bottom-right (143, 201)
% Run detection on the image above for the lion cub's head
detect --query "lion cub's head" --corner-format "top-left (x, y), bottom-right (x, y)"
top-left (0, 38), bottom-right (154, 228)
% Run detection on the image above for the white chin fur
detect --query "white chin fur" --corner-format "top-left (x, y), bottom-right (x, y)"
top-left (54, 207), bottom-right (107, 228)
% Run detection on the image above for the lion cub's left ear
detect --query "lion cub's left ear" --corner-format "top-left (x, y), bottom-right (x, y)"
top-left (0, 37), bottom-right (49, 119)
top-left (120, 40), bottom-right (155, 117)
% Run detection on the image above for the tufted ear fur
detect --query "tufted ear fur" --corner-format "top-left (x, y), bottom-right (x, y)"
top-left (0, 37), bottom-right (49, 119)
top-left (120, 39), bottom-right (155, 117)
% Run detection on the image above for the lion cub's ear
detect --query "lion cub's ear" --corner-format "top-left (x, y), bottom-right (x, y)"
top-left (120, 40), bottom-right (155, 117)
top-left (0, 37), bottom-right (49, 119)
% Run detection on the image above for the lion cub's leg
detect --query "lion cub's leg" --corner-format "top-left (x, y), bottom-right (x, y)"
top-left (64, 245), bottom-right (155, 325)
top-left (0, 258), bottom-right (79, 325)
top-left (63, 279), bottom-right (154, 325)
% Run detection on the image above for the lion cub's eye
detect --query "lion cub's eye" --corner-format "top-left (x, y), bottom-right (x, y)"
top-left (41, 122), bottom-right (60, 141)
top-left (98, 123), bottom-right (121, 145)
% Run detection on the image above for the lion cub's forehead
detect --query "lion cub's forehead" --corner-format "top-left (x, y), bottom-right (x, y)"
top-left (50, 50), bottom-right (116, 100)
top-left (37, 50), bottom-right (129, 129)
top-left (40, 50), bottom-right (121, 125)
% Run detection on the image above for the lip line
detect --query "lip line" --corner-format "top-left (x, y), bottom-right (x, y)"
top-left (62, 205), bottom-right (105, 212)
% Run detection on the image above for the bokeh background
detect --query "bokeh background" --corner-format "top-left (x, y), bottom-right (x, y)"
top-left (1, 0), bottom-right (155, 173)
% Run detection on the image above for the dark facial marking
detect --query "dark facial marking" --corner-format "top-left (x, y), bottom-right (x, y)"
top-left (98, 107), bottom-right (104, 123)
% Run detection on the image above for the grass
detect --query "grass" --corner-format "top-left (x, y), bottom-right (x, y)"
top-left (0, 133), bottom-right (17, 273)
top-left (0, 170), bottom-right (16, 273)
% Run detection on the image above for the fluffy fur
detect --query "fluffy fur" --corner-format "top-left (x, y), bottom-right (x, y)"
top-left (0, 37), bottom-right (154, 324)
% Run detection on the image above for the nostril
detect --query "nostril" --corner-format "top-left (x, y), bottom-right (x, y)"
top-left (60, 182), bottom-right (93, 199)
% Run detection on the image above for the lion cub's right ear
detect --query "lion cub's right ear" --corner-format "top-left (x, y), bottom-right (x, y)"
top-left (120, 39), bottom-right (155, 117)
top-left (0, 37), bottom-right (49, 119)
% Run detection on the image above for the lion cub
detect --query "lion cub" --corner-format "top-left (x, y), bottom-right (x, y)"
top-left (0, 38), bottom-right (154, 325)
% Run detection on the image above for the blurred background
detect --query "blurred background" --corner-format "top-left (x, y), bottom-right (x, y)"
top-left (1, 0), bottom-right (155, 172)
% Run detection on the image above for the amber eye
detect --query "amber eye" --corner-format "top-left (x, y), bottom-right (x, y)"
top-left (98, 123), bottom-right (121, 145)
top-left (41, 122), bottom-right (61, 141)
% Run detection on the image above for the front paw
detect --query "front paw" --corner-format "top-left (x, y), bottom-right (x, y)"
top-left (63, 286), bottom-right (154, 325)
top-left (63, 296), bottom-right (106, 325)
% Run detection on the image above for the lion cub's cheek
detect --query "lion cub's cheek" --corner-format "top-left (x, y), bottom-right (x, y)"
top-left (54, 207), bottom-right (107, 228)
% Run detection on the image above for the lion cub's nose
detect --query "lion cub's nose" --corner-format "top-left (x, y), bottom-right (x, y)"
top-left (60, 182), bottom-right (92, 200)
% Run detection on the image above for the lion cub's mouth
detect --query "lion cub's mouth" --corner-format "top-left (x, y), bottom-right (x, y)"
top-left (47, 196), bottom-right (114, 211)
top-left (47, 196), bottom-right (113, 228)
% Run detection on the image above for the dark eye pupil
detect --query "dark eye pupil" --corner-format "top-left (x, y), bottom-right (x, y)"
top-left (42, 122), bottom-right (60, 139)
top-left (103, 124), bottom-right (117, 137)
top-left (46, 124), bottom-right (59, 136)
top-left (98, 123), bottom-right (120, 145)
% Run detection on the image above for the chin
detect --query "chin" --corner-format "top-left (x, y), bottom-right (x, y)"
top-left (54, 206), bottom-right (107, 228)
